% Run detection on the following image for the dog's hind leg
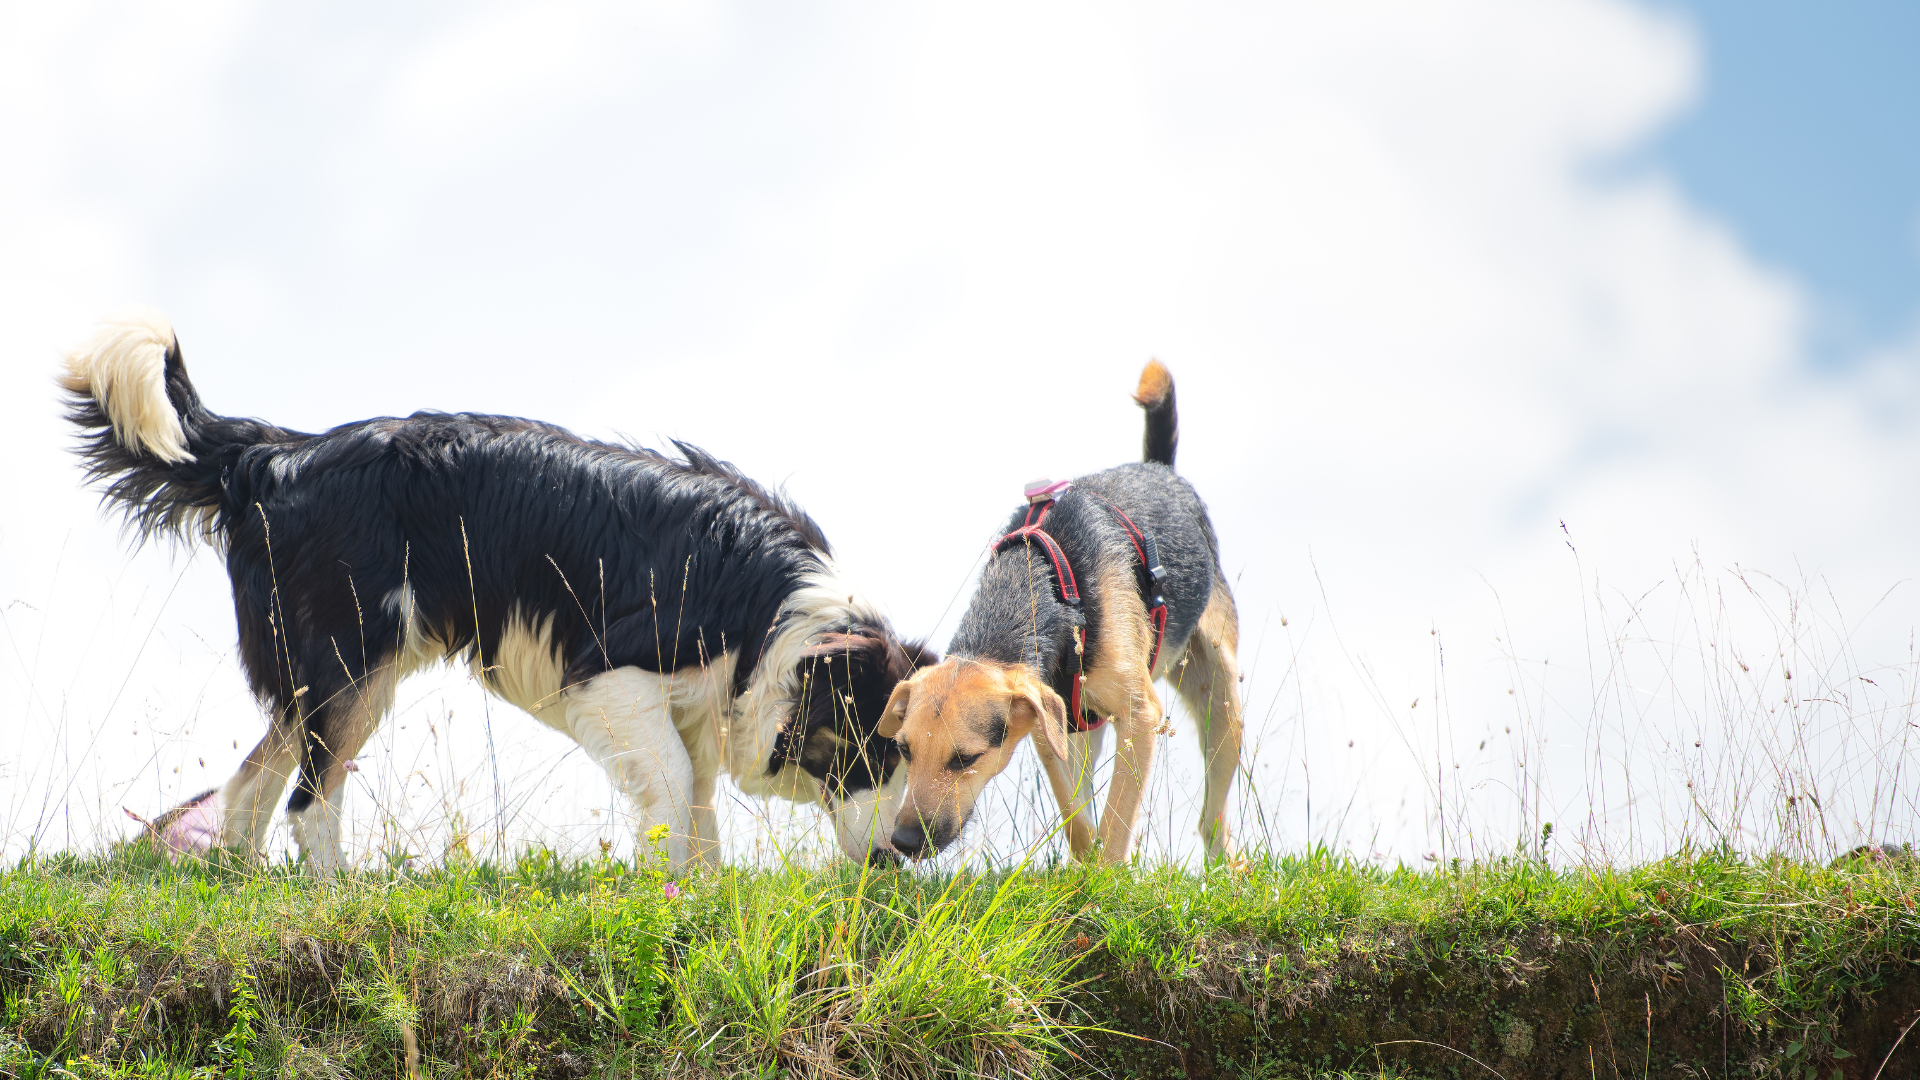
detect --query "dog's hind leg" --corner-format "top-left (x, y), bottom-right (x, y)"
top-left (219, 726), bottom-right (300, 856)
top-left (563, 666), bottom-right (695, 871)
top-left (1172, 582), bottom-right (1244, 861)
top-left (144, 727), bottom-right (298, 861)
top-left (283, 660), bottom-right (402, 876)
top-left (149, 656), bottom-right (397, 866)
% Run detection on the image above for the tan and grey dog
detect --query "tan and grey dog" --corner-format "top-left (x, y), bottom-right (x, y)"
top-left (878, 362), bottom-right (1243, 863)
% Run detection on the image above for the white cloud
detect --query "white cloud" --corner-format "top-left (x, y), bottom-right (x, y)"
top-left (3, 0), bottom-right (1915, 865)
top-left (382, 0), bottom-right (721, 162)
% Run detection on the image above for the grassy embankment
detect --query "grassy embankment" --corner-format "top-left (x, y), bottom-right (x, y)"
top-left (3, 839), bottom-right (1919, 1079)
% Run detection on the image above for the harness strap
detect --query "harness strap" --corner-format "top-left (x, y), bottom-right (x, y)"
top-left (992, 496), bottom-right (1101, 730)
top-left (1069, 660), bottom-right (1094, 732)
top-left (990, 483), bottom-right (1173, 732)
top-left (995, 499), bottom-right (1080, 604)
top-left (1086, 495), bottom-right (1171, 671)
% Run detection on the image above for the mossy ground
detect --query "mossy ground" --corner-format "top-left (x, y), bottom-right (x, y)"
top-left (3, 843), bottom-right (1918, 1078)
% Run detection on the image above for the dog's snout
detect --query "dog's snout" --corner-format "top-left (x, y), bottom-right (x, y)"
top-left (890, 819), bottom-right (927, 859)
top-left (865, 846), bottom-right (901, 869)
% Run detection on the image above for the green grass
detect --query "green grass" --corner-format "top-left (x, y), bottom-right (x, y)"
top-left (3, 841), bottom-right (1919, 1078)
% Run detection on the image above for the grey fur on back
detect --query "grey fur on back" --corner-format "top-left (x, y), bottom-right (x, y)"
top-left (948, 462), bottom-right (1223, 688)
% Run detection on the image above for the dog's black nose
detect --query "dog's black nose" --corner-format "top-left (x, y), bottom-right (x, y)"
top-left (891, 820), bottom-right (926, 858)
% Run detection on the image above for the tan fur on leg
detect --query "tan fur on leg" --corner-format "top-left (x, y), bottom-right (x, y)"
top-left (218, 727), bottom-right (299, 856)
top-left (1089, 675), bottom-right (1162, 864)
top-left (1173, 583), bottom-right (1244, 860)
top-left (1035, 729), bottom-right (1102, 857)
top-left (1076, 564), bottom-right (1164, 864)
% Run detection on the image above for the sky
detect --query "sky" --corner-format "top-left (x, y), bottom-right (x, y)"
top-left (1651, 1), bottom-right (1920, 354)
top-left (3, 0), bottom-right (1918, 868)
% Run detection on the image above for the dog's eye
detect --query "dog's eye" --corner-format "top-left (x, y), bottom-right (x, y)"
top-left (896, 739), bottom-right (913, 764)
top-left (947, 749), bottom-right (983, 771)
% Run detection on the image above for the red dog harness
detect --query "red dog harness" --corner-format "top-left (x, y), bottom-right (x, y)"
top-left (991, 479), bottom-right (1170, 732)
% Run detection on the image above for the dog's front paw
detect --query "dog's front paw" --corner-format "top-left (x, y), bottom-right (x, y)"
top-left (1202, 823), bottom-right (1240, 867)
top-left (136, 789), bottom-right (224, 858)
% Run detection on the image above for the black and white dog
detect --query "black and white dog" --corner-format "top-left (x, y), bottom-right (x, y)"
top-left (63, 310), bottom-right (925, 873)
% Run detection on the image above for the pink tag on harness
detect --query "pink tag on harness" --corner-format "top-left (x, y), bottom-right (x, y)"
top-left (1024, 478), bottom-right (1073, 504)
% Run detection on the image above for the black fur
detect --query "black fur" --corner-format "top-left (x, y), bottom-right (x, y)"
top-left (783, 635), bottom-right (938, 799)
top-left (947, 464), bottom-right (1221, 718)
top-left (63, 339), bottom-right (298, 543)
top-left (65, 337), bottom-right (918, 817)
top-left (1140, 382), bottom-right (1177, 468)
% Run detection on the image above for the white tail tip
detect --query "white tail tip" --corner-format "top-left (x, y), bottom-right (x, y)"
top-left (59, 308), bottom-right (190, 464)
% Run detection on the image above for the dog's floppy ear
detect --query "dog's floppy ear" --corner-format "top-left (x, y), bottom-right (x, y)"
top-left (1012, 683), bottom-right (1070, 761)
top-left (898, 637), bottom-right (940, 673)
top-left (878, 680), bottom-right (911, 739)
top-left (879, 636), bottom-right (939, 689)
top-left (800, 631), bottom-right (882, 664)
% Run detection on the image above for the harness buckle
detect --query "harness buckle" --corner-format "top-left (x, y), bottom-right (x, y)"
top-left (1142, 533), bottom-right (1166, 584)
top-left (1024, 478), bottom-right (1073, 505)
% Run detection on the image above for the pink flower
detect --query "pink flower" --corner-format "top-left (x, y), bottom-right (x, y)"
top-left (662, 882), bottom-right (681, 900)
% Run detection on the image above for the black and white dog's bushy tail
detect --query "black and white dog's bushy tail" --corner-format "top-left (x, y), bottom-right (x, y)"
top-left (59, 310), bottom-right (293, 544)
top-left (1133, 359), bottom-right (1178, 469)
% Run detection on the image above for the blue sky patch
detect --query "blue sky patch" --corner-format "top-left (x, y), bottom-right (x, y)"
top-left (1651, 1), bottom-right (1920, 356)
